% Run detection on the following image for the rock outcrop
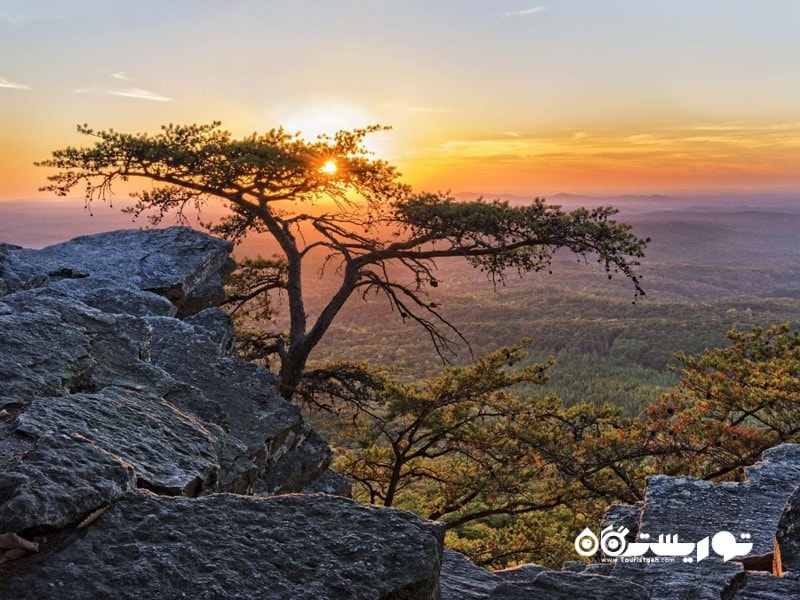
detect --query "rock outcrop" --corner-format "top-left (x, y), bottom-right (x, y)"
top-left (775, 484), bottom-right (800, 576)
top-left (0, 227), bottom-right (447, 598)
top-left (0, 229), bottom-right (334, 532)
top-left (1, 226), bottom-right (235, 315)
top-left (437, 443), bottom-right (800, 599)
top-left (440, 550), bottom-right (500, 600)
top-left (638, 444), bottom-right (800, 563)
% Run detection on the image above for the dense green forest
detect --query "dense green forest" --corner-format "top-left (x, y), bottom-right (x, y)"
top-left (306, 206), bottom-right (800, 415)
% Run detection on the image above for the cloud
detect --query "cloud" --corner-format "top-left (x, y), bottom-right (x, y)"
top-left (499, 6), bottom-right (547, 17)
top-left (0, 76), bottom-right (30, 90)
top-left (108, 88), bottom-right (173, 102)
top-left (73, 86), bottom-right (173, 102)
top-left (110, 72), bottom-right (132, 81)
top-left (0, 9), bottom-right (65, 26)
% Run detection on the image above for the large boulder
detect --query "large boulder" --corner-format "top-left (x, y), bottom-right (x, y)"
top-left (0, 433), bottom-right (136, 533)
top-left (144, 314), bottom-right (317, 494)
top-left (14, 386), bottom-right (223, 496)
top-left (0, 227), bottom-right (235, 316)
top-left (0, 287), bottom-right (155, 409)
top-left (610, 559), bottom-right (744, 600)
top-left (0, 492), bottom-right (445, 600)
top-left (774, 484), bottom-right (800, 575)
top-left (0, 228), bottom-right (336, 541)
top-left (638, 444), bottom-right (800, 562)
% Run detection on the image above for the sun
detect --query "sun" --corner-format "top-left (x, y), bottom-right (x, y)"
top-left (320, 159), bottom-right (338, 175)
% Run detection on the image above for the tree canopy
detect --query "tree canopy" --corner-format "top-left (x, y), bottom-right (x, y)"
top-left (304, 324), bottom-right (800, 567)
top-left (40, 122), bottom-right (648, 398)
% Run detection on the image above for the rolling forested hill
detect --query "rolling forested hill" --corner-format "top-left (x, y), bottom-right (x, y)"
top-left (306, 197), bottom-right (800, 414)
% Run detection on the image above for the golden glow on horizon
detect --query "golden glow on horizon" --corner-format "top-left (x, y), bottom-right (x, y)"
top-left (6, 116), bottom-right (800, 201)
top-left (396, 120), bottom-right (800, 192)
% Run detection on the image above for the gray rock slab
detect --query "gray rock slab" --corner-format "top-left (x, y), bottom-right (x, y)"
top-left (490, 571), bottom-right (649, 600)
top-left (184, 307), bottom-right (236, 355)
top-left (732, 571), bottom-right (800, 599)
top-left (775, 484), bottom-right (800, 575)
top-left (640, 444), bottom-right (800, 560)
top-left (31, 226), bottom-right (232, 296)
top-left (0, 288), bottom-right (158, 399)
top-left (0, 492), bottom-right (445, 600)
top-left (302, 469), bottom-right (353, 497)
top-left (0, 296), bottom-right (94, 407)
top-left (611, 559), bottom-right (744, 600)
top-left (146, 316), bottom-right (314, 493)
top-left (0, 433), bottom-right (135, 533)
top-left (2, 227), bottom-right (234, 316)
top-left (440, 549), bottom-right (500, 600)
top-left (50, 276), bottom-right (177, 317)
top-left (254, 426), bottom-right (332, 495)
top-left (0, 243), bottom-right (47, 293)
top-left (15, 387), bottom-right (222, 496)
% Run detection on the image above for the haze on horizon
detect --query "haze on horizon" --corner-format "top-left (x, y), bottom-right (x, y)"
top-left (2, 0), bottom-right (800, 201)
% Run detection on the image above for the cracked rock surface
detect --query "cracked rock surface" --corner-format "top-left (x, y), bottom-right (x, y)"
top-left (0, 492), bottom-right (445, 600)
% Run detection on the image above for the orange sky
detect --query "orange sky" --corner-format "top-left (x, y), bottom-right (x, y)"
top-left (2, 2), bottom-right (800, 200)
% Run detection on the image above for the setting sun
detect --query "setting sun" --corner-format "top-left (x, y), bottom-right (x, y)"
top-left (320, 159), bottom-right (337, 175)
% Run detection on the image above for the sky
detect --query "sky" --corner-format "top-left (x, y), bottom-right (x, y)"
top-left (2, 0), bottom-right (800, 200)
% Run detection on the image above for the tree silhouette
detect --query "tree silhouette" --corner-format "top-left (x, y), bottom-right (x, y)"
top-left (40, 122), bottom-right (647, 399)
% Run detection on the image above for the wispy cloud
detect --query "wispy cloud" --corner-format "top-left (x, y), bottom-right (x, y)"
top-left (74, 86), bottom-right (172, 102)
top-left (402, 121), bottom-right (800, 186)
top-left (109, 88), bottom-right (172, 102)
top-left (0, 76), bottom-right (30, 90)
top-left (0, 8), bottom-right (65, 27)
top-left (110, 72), bottom-right (132, 81)
top-left (499, 6), bottom-right (547, 17)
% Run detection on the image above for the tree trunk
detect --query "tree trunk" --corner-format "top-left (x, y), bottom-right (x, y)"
top-left (278, 342), bottom-right (310, 401)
